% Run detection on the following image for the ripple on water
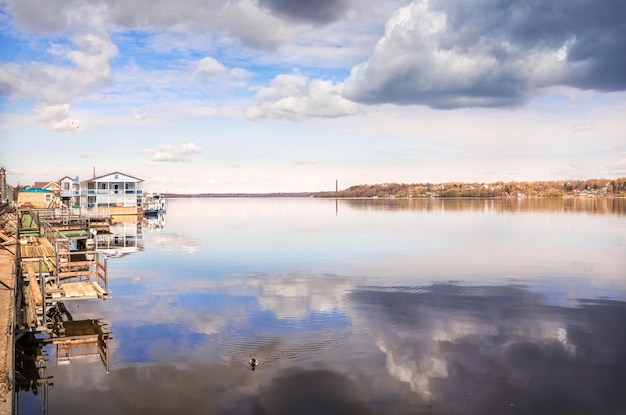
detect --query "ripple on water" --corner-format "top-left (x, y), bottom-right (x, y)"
top-left (216, 310), bottom-right (348, 366)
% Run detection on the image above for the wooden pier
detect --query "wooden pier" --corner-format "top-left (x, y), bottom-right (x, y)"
top-left (1, 205), bottom-right (114, 414)
top-left (16, 209), bottom-right (109, 331)
top-left (6, 209), bottom-right (112, 413)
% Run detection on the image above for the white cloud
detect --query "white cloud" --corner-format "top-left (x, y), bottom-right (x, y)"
top-left (1, 2), bottom-right (118, 131)
top-left (193, 56), bottom-right (252, 81)
top-left (142, 142), bottom-right (203, 162)
top-left (194, 57), bottom-right (228, 77)
top-left (603, 152), bottom-right (626, 176)
top-left (34, 103), bottom-right (84, 132)
top-left (246, 274), bottom-right (355, 319)
top-left (246, 72), bottom-right (357, 119)
top-left (294, 158), bottom-right (320, 165)
top-left (130, 108), bottom-right (149, 121)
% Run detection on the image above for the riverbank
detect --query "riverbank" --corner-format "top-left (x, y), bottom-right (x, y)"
top-left (0, 246), bottom-right (15, 415)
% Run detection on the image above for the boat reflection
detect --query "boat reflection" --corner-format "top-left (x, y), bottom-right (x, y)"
top-left (143, 213), bottom-right (165, 231)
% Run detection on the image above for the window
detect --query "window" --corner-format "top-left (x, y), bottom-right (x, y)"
top-left (63, 182), bottom-right (70, 190)
top-left (44, 194), bottom-right (52, 203)
top-left (98, 182), bottom-right (108, 190)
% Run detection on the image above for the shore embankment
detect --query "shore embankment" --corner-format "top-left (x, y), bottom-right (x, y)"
top-left (0, 205), bottom-right (16, 415)
top-left (0, 246), bottom-right (15, 415)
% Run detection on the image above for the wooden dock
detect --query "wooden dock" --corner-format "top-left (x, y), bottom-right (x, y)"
top-left (6, 206), bottom-right (113, 413)
top-left (17, 210), bottom-right (109, 331)
top-left (49, 281), bottom-right (106, 300)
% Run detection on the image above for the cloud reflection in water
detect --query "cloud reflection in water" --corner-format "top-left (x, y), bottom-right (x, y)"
top-left (349, 284), bottom-right (626, 414)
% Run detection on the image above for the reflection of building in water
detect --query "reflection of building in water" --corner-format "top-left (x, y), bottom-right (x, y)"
top-left (15, 302), bottom-right (111, 412)
top-left (143, 213), bottom-right (165, 231)
top-left (94, 220), bottom-right (144, 258)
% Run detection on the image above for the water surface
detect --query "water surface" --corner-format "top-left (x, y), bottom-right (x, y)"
top-left (18, 198), bottom-right (626, 414)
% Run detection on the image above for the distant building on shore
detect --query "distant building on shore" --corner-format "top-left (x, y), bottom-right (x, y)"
top-left (0, 164), bottom-right (10, 203)
top-left (17, 188), bottom-right (56, 208)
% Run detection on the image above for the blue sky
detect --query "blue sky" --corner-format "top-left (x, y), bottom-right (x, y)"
top-left (1, 0), bottom-right (625, 193)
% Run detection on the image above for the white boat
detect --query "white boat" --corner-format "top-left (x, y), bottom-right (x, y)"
top-left (143, 193), bottom-right (166, 216)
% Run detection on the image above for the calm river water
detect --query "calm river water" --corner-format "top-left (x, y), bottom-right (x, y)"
top-left (18, 198), bottom-right (626, 414)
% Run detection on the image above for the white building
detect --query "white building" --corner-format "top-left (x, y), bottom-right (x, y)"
top-left (79, 172), bottom-right (144, 211)
top-left (60, 176), bottom-right (79, 207)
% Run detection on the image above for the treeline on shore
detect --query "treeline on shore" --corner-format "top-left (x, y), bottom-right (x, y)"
top-left (316, 178), bottom-right (626, 198)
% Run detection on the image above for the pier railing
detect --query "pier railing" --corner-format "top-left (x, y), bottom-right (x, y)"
top-left (37, 206), bottom-right (111, 221)
top-left (34, 215), bottom-right (108, 296)
top-left (95, 252), bottom-right (108, 295)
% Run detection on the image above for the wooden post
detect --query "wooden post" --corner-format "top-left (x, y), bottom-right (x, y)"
top-left (55, 240), bottom-right (60, 281)
top-left (104, 255), bottom-right (108, 295)
top-left (39, 258), bottom-right (45, 324)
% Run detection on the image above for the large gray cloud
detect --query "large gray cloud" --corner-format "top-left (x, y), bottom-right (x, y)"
top-left (344, 0), bottom-right (626, 108)
top-left (434, 0), bottom-right (626, 91)
top-left (257, 0), bottom-right (355, 24)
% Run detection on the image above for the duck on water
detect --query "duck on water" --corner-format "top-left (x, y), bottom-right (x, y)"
top-left (249, 358), bottom-right (259, 370)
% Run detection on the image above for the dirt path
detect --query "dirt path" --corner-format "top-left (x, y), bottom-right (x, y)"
top-left (0, 247), bottom-right (16, 414)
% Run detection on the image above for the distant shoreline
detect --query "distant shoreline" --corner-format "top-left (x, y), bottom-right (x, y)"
top-left (163, 192), bottom-right (323, 198)
top-left (163, 178), bottom-right (626, 199)
top-left (162, 193), bottom-right (626, 199)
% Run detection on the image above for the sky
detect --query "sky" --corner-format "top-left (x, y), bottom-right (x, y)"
top-left (0, 0), bottom-right (625, 193)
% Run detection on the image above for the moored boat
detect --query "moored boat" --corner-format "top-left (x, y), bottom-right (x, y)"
top-left (143, 193), bottom-right (166, 216)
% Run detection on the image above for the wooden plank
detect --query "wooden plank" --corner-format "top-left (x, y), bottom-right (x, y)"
top-left (58, 270), bottom-right (97, 278)
top-left (66, 285), bottom-right (79, 298)
top-left (24, 262), bottom-right (43, 307)
top-left (71, 284), bottom-right (83, 297)
top-left (50, 336), bottom-right (99, 345)
top-left (78, 284), bottom-right (88, 297)
top-left (63, 283), bottom-right (80, 297)
top-left (50, 291), bottom-right (63, 299)
top-left (22, 283), bottom-right (38, 327)
top-left (60, 282), bottom-right (100, 299)
top-left (90, 281), bottom-right (106, 296)
top-left (59, 261), bottom-right (95, 268)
